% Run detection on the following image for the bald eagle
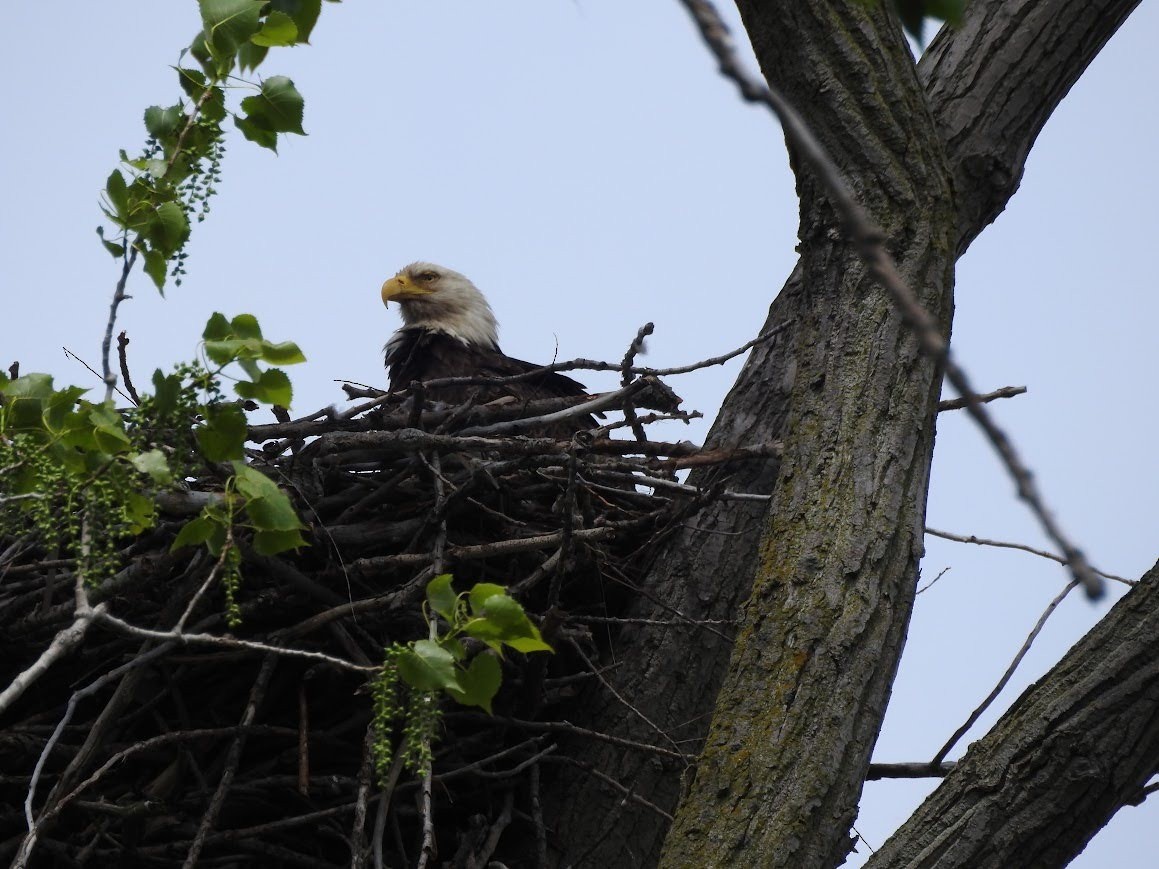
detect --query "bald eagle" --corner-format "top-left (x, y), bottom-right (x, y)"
top-left (380, 262), bottom-right (591, 411)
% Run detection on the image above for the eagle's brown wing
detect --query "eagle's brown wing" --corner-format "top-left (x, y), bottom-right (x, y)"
top-left (386, 331), bottom-right (592, 429)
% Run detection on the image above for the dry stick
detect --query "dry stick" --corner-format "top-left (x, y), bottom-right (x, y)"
top-left (937, 385), bottom-right (1026, 412)
top-left (926, 526), bottom-right (1132, 586)
top-left (568, 640), bottom-right (684, 755)
top-left (915, 565), bottom-right (952, 596)
top-left (621, 323), bottom-right (654, 444)
top-left (932, 580), bottom-right (1080, 766)
top-left (591, 467), bottom-right (771, 503)
top-left (468, 789), bottom-right (516, 869)
top-left (100, 249), bottom-right (139, 402)
top-left (530, 762), bottom-right (548, 869)
top-left (0, 599), bottom-right (106, 717)
top-left (91, 608), bottom-right (375, 673)
top-left (432, 737), bottom-right (547, 783)
top-left (175, 544), bottom-right (230, 632)
top-left (183, 654), bottom-right (278, 869)
top-left (865, 761), bottom-right (956, 781)
top-left (15, 644), bottom-right (176, 868)
top-left (373, 749), bottom-right (408, 869)
top-left (350, 725), bottom-right (377, 869)
top-left (543, 754), bottom-right (674, 822)
top-left (116, 331), bottom-right (141, 406)
top-left (416, 751), bottom-right (436, 869)
top-left (678, 0), bottom-right (1102, 599)
top-left (297, 682), bottom-right (310, 797)
top-left (458, 379), bottom-right (652, 437)
top-left (549, 450), bottom-right (581, 608)
top-left (412, 321), bottom-right (791, 392)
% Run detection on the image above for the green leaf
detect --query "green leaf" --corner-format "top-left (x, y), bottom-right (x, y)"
top-left (204, 338), bottom-right (258, 365)
top-left (2, 373), bottom-right (55, 400)
top-left (235, 368), bottom-right (292, 407)
top-left (125, 491), bottom-right (157, 535)
top-left (234, 113), bottom-right (278, 151)
top-left (251, 10), bottom-right (299, 46)
top-left (177, 66), bottom-right (208, 98)
top-left (468, 583), bottom-right (508, 615)
top-left (96, 226), bottom-right (125, 259)
top-left (236, 76), bottom-right (306, 152)
top-left (202, 312), bottom-right (231, 341)
top-left (481, 595), bottom-right (534, 633)
top-left (253, 527), bottom-right (307, 555)
top-left (147, 201), bottom-right (190, 256)
top-left (143, 247), bottom-right (168, 292)
top-left (196, 402), bottom-right (247, 461)
top-left (86, 402), bottom-right (132, 453)
top-left (236, 41), bottom-right (269, 73)
top-left (503, 635), bottom-right (554, 654)
top-left (244, 491), bottom-right (302, 532)
top-left (104, 170), bottom-right (129, 220)
top-left (144, 104), bottom-right (185, 139)
top-left (199, 0), bottom-right (265, 60)
top-left (397, 641), bottom-right (461, 692)
top-left (130, 448), bottom-right (173, 484)
top-left (258, 340), bottom-right (306, 365)
top-left (426, 574), bottom-right (458, 622)
top-left (271, 0), bottom-right (322, 42)
top-left (171, 513), bottom-right (225, 552)
top-left (447, 652), bottom-right (502, 713)
top-left (231, 461), bottom-right (281, 500)
top-left (151, 369), bottom-right (183, 416)
top-left (230, 314), bottom-right (262, 339)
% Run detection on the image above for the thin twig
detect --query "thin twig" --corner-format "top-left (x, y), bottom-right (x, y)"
top-left (116, 331), bottom-right (141, 406)
top-left (183, 654), bottom-right (277, 869)
top-left (932, 580), bottom-right (1080, 765)
top-left (926, 527), bottom-right (1132, 586)
top-left (620, 323), bottom-right (654, 443)
top-left (937, 385), bottom-right (1026, 412)
top-left (678, 0), bottom-right (1102, 599)
top-left (92, 608), bottom-right (375, 673)
top-left (468, 789), bottom-right (515, 869)
top-left (416, 751), bottom-right (436, 869)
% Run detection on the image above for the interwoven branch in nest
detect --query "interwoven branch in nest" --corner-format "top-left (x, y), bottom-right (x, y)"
top-left (0, 353), bottom-right (779, 868)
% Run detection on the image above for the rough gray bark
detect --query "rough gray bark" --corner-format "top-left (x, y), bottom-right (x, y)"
top-left (541, 0), bottom-right (1143, 866)
top-left (656, 1), bottom-right (956, 863)
top-left (867, 559), bottom-right (1159, 869)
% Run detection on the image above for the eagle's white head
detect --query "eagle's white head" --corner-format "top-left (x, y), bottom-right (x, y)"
top-left (381, 262), bottom-right (499, 349)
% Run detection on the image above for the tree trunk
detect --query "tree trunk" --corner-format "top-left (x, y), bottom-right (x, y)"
top-left (541, 0), bottom-right (1143, 866)
top-left (658, 1), bottom-right (956, 863)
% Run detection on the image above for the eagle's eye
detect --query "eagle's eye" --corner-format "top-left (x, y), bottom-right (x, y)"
top-left (418, 271), bottom-right (439, 282)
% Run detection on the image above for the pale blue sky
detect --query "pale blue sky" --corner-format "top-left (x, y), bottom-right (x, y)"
top-left (2, 2), bottom-right (1157, 864)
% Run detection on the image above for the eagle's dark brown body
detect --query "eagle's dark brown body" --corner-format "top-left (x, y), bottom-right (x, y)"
top-left (385, 328), bottom-right (589, 408)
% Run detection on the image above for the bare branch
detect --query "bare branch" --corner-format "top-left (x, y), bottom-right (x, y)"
top-left (926, 527), bottom-right (1132, 586)
top-left (937, 385), bottom-right (1026, 412)
top-left (932, 580), bottom-right (1080, 765)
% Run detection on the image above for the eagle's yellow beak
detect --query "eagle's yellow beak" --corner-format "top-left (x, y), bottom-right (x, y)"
top-left (381, 273), bottom-right (433, 306)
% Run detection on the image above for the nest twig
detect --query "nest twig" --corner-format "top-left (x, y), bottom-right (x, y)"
top-left (0, 351), bottom-right (780, 868)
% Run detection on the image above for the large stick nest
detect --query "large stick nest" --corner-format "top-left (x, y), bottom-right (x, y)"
top-left (0, 358), bottom-right (778, 868)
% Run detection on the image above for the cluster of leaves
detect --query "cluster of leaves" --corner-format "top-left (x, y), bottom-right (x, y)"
top-left (169, 314), bottom-right (308, 622)
top-left (371, 575), bottom-right (553, 779)
top-left (0, 313), bottom-right (306, 604)
top-left (99, 0), bottom-right (329, 290)
top-left (0, 373), bottom-right (171, 583)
